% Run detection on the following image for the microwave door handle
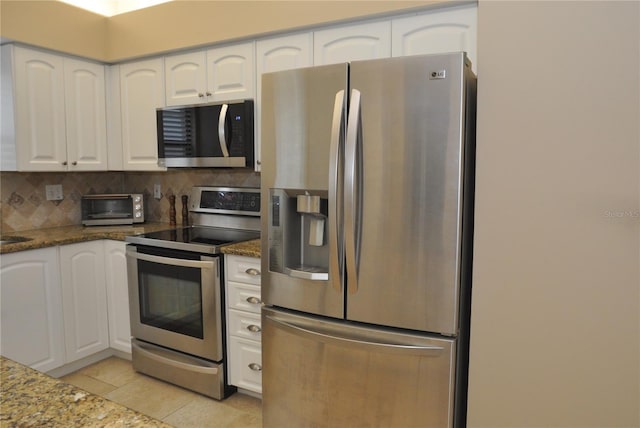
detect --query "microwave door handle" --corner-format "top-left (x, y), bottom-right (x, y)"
top-left (217, 104), bottom-right (230, 157)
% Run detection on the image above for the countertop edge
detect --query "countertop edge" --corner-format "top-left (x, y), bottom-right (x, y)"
top-left (1, 224), bottom-right (261, 258)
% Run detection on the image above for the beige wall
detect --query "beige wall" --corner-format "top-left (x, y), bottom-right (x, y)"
top-left (0, 1), bottom-right (109, 60)
top-left (0, 0), bottom-right (447, 62)
top-left (468, 1), bottom-right (639, 427)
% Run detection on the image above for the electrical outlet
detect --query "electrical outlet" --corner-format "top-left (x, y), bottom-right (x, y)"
top-left (154, 184), bottom-right (162, 199)
top-left (45, 184), bottom-right (63, 201)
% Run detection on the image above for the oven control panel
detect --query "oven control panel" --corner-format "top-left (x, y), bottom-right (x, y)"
top-left (190, 187), bottom-right (260, 216)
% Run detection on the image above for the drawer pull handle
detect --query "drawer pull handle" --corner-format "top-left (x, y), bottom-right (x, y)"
top-left (248, 363), bottom-right (262, 371)
top-left (245, 268), bottom-right (261, 276)
top-left (246, 296), bottom-right (262, 305)
top-left (247, 324), bottom-right (261, 333)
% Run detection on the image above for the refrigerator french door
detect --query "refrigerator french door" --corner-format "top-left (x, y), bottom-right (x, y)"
top-left (261, 52), bottom-right (476, 428)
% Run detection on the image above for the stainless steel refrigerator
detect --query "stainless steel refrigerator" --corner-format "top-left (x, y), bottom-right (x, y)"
top-left (260, 52), bottom-right (476, 428)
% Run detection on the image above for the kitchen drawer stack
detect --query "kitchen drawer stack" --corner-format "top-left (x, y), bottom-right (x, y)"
top-left (225, 255), bottom-right (263, 394)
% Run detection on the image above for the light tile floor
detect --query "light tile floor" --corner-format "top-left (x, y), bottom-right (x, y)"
top-left (61, 357), bottom-right (262, 428)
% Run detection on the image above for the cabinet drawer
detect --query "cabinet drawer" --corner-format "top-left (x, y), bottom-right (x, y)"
top-left (227, 281), bottom-right (261, 314)
top-left (226, 256), bottom-right (261, 285)
top-left (228, 309), bottom-right (262, 341)
top-left (229, 336), bottom-right (262, 394)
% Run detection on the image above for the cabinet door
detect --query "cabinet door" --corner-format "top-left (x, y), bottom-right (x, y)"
top-left (255, 33), bottom-right (313, 171)
top-left (206, 42), bottom-right (255, 102)
top-left (314, 21), bottom-right (391, 65)
top-left (59, 241), bottom-right (109, 362)
top-left (165, 50), bottom-right (207, 106)
top-left (0, 247), bottom-right (65, 372)
top-left (13, 46), bottom-right (67, 171)
top-left (103, 240), bottom-right (131, 353)
top-left (64, 58), bottom-right (108, 170)
top-left (119, 58), bottom-right (166, 171)
top-left (392, 4), bottom-right (477, 71)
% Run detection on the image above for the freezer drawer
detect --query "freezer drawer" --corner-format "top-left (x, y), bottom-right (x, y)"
top-left (262, 307), bottom-right (456, 428)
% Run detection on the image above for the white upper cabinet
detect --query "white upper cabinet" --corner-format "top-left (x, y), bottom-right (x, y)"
top-left (165, 50), bottom-right (207, 106)
top-left (313, 21), bottom-right (391, 65)
top-left (206, 42), bottom-right (255, 102)
top-left (63, 58), bottom-right (108, 170)
top-left (1, 45), bottom-right (108, 171)
top-left (255, 32), bottom-right (313, 171)
top-left (119, 58), bottom-right (166, 170)
top-left (392, 4), bottom-right (477, 71)
top-left (257, 33), bottom-right (313, 74)
top-left (11, 46), bottom-right (66, 171)
top-left (165, 42), bottom-right (255, 106)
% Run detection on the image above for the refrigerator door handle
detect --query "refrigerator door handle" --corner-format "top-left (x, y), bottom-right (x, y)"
top-left (329, 90), bottom-right (345, 293)
top-left (265, 315), bottom-right (446, 356)
top-left (345, 89), bottom-right (362, 294)
top-left (218, 103), bottom-right (230, 157)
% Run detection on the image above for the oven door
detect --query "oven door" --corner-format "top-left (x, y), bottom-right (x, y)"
top-left (126, 245), bottom-right (223, 362)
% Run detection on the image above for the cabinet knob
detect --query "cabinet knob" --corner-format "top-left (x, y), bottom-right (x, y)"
top-left (62, 161), bottom-right (68, 166)
top-left (248, 363), bottom-right (262, 372)
top-left (246, 296), bottom-right (262, 305)
top-left (247, 324), bottom-right (261, 333)
top-left (206, 91), bottom-right (212, 96)
top-left (245, 268), bottom-right (261, 276)
top-left (71, 161), bottom-right (77, 166)
top-left (198, 93), bottom-right (204, 98)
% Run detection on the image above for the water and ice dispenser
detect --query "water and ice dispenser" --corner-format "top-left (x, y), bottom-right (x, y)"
top-left (268, 189), bottom-right (329, 280)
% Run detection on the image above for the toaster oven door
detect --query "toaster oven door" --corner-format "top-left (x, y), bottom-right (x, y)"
top-left (82, 194), bottom-right (135, 226)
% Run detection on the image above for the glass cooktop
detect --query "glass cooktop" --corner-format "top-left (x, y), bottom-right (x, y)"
top-left (126, 226), bottom-right (260, 254)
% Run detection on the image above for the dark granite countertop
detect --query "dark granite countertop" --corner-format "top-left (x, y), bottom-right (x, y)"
top-left (0, 356), bottom-right (171, 427)
top-left (0, 223), bottom-right (261, 258)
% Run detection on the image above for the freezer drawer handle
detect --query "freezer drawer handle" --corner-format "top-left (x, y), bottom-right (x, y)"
top-left (246, 296), bottom-right (262, 305)
top-left (266, 315), bottom-right (445, 356)
top-left (248, 363), bottom-right (262, 372)
top-left (245, 268), bottom-right (261, 276)
top-left (247, 324), bottom-right (262, 333)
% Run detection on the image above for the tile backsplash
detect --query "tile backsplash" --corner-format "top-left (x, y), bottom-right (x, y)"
top-left (1, 170), bottom-right (260, 233)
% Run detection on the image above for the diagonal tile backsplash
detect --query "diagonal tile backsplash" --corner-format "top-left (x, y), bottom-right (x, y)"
top-left (0, 170), bottom-right (260, 233)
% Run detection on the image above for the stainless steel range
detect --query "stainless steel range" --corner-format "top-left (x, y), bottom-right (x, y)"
top-left (125, 186), bottom-right (260, 399)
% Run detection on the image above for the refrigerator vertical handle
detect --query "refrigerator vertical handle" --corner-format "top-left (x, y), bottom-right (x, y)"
top-left (329, 90), bottom-right (345, 293)
top-left (218, 103), bottom-right (230, 157)
top-left (345, 89), bottom-right (361, 294)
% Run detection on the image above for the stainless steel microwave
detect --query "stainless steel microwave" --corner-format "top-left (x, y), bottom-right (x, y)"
top-left (156, 99), bottom-right (254, 168)
top-left (81, 194), bottom-right (144, 226)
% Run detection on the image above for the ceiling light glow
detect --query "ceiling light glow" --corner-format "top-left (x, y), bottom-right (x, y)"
top-left (58, 0), bottom-right (172, 17)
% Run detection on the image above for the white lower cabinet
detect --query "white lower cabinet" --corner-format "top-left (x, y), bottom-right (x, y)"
top-left (59, 241), bottom-right (110, 363)
top-left (0, 247), bottom-right (66, 372)
top-left (1, 240), bottom-right (132, 373)
top-left (225, 255), bottom-right (262, 394)
top-left (103, 240), bottom-right (131, 353)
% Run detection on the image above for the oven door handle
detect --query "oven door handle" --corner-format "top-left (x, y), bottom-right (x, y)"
top-left (127, 248), bottom-right (215, 269)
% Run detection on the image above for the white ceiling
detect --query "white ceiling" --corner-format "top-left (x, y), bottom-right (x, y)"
top-left (58, 0), bottom-right (172, 17)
